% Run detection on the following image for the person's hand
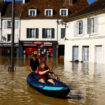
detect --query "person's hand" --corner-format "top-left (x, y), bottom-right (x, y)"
top-left (46, 69), bottom-right (50, 72)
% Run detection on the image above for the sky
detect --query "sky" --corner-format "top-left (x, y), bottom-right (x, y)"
top-left (5, 0), bottom-right (96, 4)
top-left (88, 0), bottom-right (96, 4)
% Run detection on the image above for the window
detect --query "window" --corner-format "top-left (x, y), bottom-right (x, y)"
top-left (87, 17), bottom-right (96, 34)
top-left (60, 9), bottom-right (68, 16)
top-left (78, 21), bottom-right (83, 35)
top-left (27, 28), bottom-right (39, 38)
top-left (42, 28), bottom-right (55, 38)
top-left (4, 20), bottom-right (18, 29)
top-left (7, 21), bottom-right (12, 28)
top-left (61, 28), bottom-right (65, 38)
top-left (7, 34), bottom-right (11, 42)
top-left (29, 9), bottom-right (37, 16)
top-left (45, 9), bottom-right (53, 16)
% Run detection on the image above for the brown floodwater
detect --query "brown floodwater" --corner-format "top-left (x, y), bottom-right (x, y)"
top-left (0, 57), bottom-right (105, 105)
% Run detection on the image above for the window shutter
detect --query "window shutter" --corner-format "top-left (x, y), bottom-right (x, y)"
top-left (83, 18), bottom-right (87, 35)
top-left (15, 34), bottom-right (18, 43)
top-left (15, 21), bottom-right (18, 29)
top-left (94, 16), bottom-right (98, 34)
top-left (36, 28), bottom-right (39, 38)
top-left (27, 29), bottom-right (29, 38)
top-left (4, 21), bottom-right (7, 29)
top-left (52, 28), bottom-right (55, 38)
top-left (42, 28), bottom-right (45, 38)
top-left (87, 18), bottom-right (91, 34)
top-left (73, 22), bottom-right (77, 37)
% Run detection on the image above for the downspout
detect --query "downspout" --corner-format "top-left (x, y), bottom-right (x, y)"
top-left (56, 19), bottom-right (59, 57)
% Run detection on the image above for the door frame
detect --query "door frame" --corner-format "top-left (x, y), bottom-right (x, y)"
top-left (82, 46), bottom-right (89, 62)
top-left (72, 46), bottom-right (79, 61)
top-left (95, 45), bottom-right (102, 64)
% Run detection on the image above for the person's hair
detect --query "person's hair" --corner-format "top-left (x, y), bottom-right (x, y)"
top-left (33, 54), bottom-right (37, 58)
top-left (40, 62), bottom-right (45, 66)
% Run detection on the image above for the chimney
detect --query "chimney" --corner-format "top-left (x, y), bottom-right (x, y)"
top-left (23, 0), bottom-right (25, 4)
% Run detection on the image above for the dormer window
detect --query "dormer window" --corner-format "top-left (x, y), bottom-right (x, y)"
top-left (45, 9), bottom-right (53, 16)
top-left (60, 9), bottom-right (68, 16)
top-left (29, 9), bottom-right (37, 16)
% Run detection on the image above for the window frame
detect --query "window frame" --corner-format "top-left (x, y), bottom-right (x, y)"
top-left (87, 17), bottom-right (96, 34)
top-left (27, 28), bottom-right (39, 38)
top-left (60, 9), bottom-right (68, 16)
top-left (45, 9), bottom-right (53, 16)
top-left (42, 28), bottom-right (55, 38)
top-left (78, 20), bottom-right (83, 35)
top-left (28, 9), bottom-right (37, 16)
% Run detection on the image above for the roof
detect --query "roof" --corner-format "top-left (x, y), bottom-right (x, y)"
top-left (21, 0), bottom-right (88, 19)
top-left (2, 1), bottom-right (23, 18)
top-left (65, 0), bottom-right (105, 22)
top-left (2, 0), bottom-right (89, 19)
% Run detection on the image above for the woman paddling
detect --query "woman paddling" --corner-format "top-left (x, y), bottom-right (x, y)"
top-left (37, 62), bottom-right (55, 85)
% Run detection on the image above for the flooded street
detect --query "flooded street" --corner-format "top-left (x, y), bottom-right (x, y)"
top-left (0, 57), bottom-right (105, 105)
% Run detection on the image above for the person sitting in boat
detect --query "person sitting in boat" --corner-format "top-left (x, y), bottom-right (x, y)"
top-left (37, 62), bottom-right (55, 85)
top-left (30, 54), bottom-right (39, 74)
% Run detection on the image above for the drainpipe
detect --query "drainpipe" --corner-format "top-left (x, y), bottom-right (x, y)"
top-left (56, 19), bottom-right (59, 57)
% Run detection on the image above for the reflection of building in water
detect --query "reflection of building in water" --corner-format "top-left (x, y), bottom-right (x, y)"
top-left (81, 63), bottom-right (89, 75)
top-left (94, 64), bottom-right (102, 77)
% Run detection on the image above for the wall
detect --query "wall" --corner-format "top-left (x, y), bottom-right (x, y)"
top-left (1, 18), bottom-right (20, 43)
top-left (20, 19), bottom-right (65, 45)
top-left (65, 13), bottom-right (105, 64)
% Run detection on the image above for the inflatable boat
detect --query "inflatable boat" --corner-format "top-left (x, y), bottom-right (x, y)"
top-left (27, 74), bottom-right (70, 98)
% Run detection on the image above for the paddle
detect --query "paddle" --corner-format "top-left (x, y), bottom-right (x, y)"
top-left (37, 55), bottom-right (60, 80)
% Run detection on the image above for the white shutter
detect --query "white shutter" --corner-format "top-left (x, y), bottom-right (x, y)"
top-left (87, 18), bottom-right (91, 34)
top-left (73, 21), bottom-right (78, 37)
top-left (15, 21), bottom-right (18, 29)
top-left (4, 20), bottom-right (7, 29)
top-left (15, 34), bottom-right (18, 43)
top-left (83, 18), bottom-right (87, 35)
top-left (94, 16), bottom-right (98, 34)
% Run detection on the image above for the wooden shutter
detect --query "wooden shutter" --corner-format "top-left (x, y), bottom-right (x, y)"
top-left (27, 28), bottom-right (29, 38)
top-left (42, 28), bottom-right (45, 38)
top-left (52, 28), bottom-right (55, 38)
top-left (36, 28), bottom-right (39, 38)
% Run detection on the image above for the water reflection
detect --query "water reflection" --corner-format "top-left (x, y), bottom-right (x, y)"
top-left (0, 57), bottom-right (105, 105)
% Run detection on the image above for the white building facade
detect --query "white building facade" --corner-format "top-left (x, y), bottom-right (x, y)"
top-left (65, 1), bottom-right (105, 64)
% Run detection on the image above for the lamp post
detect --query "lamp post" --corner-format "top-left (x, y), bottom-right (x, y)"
top-left (11, 0), bottom-right (15, 72)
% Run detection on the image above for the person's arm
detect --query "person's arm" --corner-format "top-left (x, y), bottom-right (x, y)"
top-left (30, 67), bottom-right (33, 73)
top-left (39, 69), bottom-right (49, 75)
top-left (29, 59), bottom-right (33, 72)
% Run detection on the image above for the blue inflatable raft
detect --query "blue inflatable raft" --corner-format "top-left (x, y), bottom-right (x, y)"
top-left (27, 74), bottom-right (70, 98)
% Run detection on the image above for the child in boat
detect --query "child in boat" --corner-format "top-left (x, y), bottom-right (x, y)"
top-left (37, 62), bottom-right (55, 85)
